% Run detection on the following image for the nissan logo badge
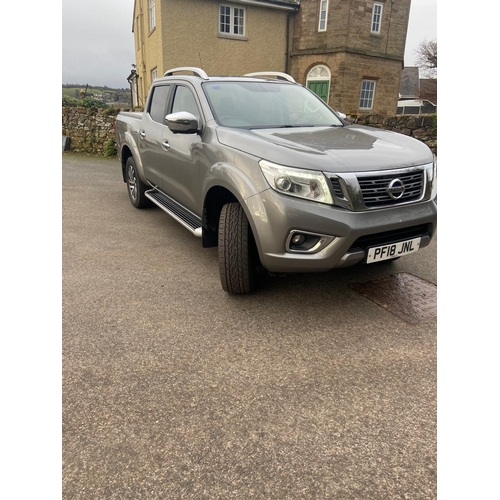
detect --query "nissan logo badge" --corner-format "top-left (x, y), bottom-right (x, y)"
top-left (387, 179), bottom-right (405, 200)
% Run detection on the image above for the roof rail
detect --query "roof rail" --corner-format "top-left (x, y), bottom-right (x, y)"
top-left (164, 67), bottom-right (209, 79)
top-left (243, 72), bottom-right (296, 83)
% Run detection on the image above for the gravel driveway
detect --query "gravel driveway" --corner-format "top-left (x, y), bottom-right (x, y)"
top-left (63, 153), bottom-right (437, 499)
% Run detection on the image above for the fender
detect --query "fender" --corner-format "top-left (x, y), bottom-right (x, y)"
top-left (202, 141), bottom-right (269, 202)
top-left (203, 162), bottom-right (267, 203)
top-left (120, 128), bottom-right (148, 185)
top-left (202, 160), bottom-right (271, 253)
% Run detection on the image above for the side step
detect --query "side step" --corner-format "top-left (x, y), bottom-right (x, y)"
top-left (145, 188), bottom-right (202, 237)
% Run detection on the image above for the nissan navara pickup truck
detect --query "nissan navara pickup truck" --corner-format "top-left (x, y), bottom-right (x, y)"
top-left (115, 67), bottom-right (437, 294)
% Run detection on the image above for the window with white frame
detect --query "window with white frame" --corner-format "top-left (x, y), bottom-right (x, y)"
top-left (219, 4), bottom-right (245, 36)
top-left (151, 68), bottom-right (158, 83)
top-left (149, 0), bottom-right (156, 32)
top-left (359, 80), bottom-right (376, 109)
top-left (318, 0), bottom-right (329, 31)
top-left (371, 2), bottom-right (383, 34)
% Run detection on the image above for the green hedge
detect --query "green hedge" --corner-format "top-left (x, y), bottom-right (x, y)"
top-left (62, 95), bottom-right (108, 109)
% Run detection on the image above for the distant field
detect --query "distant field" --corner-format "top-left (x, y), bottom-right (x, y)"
top-left (62, 85), bottom-right (130, 104)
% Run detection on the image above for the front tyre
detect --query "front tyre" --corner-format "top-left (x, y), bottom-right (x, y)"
top-left (126, 156), bottom-right (150, 208)
top-left (218, 202), bottom-right (257, 294)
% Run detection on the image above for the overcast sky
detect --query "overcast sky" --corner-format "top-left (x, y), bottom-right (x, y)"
top-left (61, 0), bottom-right (437, 89)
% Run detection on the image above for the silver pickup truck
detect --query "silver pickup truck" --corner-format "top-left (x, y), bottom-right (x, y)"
top-left (115, 67), bottom-right (437, 294)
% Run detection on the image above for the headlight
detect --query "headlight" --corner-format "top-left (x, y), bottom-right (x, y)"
top-left (259, 160), bottom-right (334, 205)
top-left (424, 157), bottom-right (437, 201)
top-left (431, 155), bottom-right (437, 200)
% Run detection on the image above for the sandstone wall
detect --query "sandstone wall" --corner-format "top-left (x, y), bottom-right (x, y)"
top-left (347, 113), bottom-right (437, 156)
top-left (62, 107), bottom-right (437, 156)
top-left (62, 107), bottom-right (121, 155)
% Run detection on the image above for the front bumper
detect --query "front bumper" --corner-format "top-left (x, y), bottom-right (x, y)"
top-left (244, 189), bottom-right (437, 273)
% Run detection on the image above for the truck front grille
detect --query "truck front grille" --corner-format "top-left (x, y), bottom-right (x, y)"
top-left (325, 164), bottom-right (432, 211)
top-left (357, 170), bottom-right (424, 208)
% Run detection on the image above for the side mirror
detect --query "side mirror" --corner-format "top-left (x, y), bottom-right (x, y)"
top-left (335, 111), bottom-right (347, 120)
top-left (165, 111), bottom-right (199, 134)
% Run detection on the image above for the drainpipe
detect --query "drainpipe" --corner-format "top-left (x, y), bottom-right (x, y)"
top-left (127, 68), bottom-right (137, 109)
top-left (285, 4), bottom-right (299, 75)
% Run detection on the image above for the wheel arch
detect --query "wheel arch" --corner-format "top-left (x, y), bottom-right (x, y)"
top-left (202, 157), bottom-right (269, 254)
top-left (120, 145), bottom-right (134, 182)
top-left (202, 185), bottom-right (239, 248)
top-left (119, 132), bottom-right (147, 185)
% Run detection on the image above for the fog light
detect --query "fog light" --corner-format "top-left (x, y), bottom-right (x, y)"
top-left (286, 230), bottom-right (336, 253)
top-left (292, 234), bottom-right (306, 245)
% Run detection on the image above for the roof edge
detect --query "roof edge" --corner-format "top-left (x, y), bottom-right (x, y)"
top-left (227, 0), bottom-right (299, 11)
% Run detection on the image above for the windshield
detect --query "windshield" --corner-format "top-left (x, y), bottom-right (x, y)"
top-left (202, 81), bottom-right (343, 129)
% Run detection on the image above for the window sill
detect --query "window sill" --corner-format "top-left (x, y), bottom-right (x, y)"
top-left (218, 33), bottom-right (248, 41)
top-left (148, 27), bottom-right (156, 37)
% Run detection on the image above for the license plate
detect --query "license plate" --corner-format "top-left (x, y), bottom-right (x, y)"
top-left (366, 237), bottom-right (421, 263)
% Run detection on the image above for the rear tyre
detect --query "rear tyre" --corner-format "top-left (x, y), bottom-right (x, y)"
top-left (126, 156), bottom-right (150, 208)
top-left (218, 202), bottom-right (257, 294)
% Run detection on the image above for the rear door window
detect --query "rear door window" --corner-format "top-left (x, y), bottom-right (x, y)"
top-left (148, 85), bottom-right (171, 123)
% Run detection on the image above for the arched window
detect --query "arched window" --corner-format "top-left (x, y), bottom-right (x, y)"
top-left (306, 65), bottom-right (331, 103)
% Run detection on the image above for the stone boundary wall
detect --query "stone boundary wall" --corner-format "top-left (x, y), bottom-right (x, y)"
top-left (62, 107), bottom-right (437, 156)
top-left (62, 107), bottom-right (123, 155)
top-left (346, 114), bottom-right (437, 156)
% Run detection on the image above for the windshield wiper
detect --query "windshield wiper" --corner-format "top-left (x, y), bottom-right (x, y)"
top-left (248, 124), bottom-right (313, 130)
top-left (278, 124), bottom-right (314, 128)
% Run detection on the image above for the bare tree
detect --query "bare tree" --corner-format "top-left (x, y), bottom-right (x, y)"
top-left (417, 78), bottom-right (437, 105)
top-left (415, 39), bottom-right (437, 78)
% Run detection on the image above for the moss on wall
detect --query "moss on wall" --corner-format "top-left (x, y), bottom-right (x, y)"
top-left (62, 107), bottom-right (121, 155)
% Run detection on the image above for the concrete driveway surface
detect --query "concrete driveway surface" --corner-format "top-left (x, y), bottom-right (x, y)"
top-left (62, 153), bottom-right (437, 499)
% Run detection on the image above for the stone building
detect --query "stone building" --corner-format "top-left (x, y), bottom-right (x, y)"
top-left (130, 0), bottom-right (299, 106)
top-left (290, 0), bottom-right (412, 115)
top-left (130, 0), bottom-right (411, 116)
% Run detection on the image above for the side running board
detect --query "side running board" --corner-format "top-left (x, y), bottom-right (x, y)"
top-left (145, 188), bottom-right (202, 237)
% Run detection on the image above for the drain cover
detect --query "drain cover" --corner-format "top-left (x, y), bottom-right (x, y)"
top-left (350, 273), bottom-right (437, 324)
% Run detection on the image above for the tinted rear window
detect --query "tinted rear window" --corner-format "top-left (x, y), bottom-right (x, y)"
top-left (149, 85), bottom-right (170, 123)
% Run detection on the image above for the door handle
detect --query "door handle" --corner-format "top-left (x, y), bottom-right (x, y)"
top-left (161, 140), bottom-right (170, 150)
top-left (139, 130), bottom-right (146, 139)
